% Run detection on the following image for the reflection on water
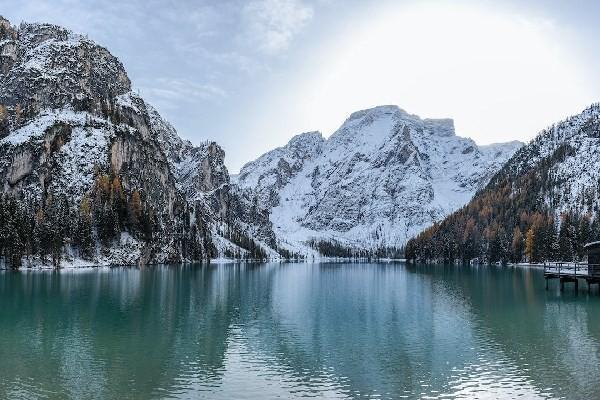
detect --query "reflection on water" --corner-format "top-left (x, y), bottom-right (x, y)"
top-left (1, 263), bottom-right (600, 399)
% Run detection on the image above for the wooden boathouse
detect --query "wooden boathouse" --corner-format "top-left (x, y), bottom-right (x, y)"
top-left (544, 241), bottom-right (600, 292)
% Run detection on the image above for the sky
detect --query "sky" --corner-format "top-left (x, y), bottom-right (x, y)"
top-left (1, 0), bottom-right (599, 172)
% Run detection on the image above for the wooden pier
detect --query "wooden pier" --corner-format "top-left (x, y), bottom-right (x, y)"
top-left (544, 262), bottom-right (600, 292)
top-left (544, 242), bottom-right (600, 293)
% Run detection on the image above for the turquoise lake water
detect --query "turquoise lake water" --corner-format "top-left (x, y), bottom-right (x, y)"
top-left (1, 263), bottom-right (600, 399)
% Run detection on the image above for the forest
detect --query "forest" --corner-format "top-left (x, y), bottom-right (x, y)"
top-left (307, 239), bottom-right (405, 259)
top-left (0, 172), bottom-right (211, 268)
top-left (405, 142), bottom-right (600, 264)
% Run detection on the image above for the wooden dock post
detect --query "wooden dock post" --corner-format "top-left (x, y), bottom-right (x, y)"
top-left (543, 257), bottom-right (599, 294)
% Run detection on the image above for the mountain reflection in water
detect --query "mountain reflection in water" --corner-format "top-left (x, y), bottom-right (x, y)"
top-left (1, 263), bottom-right (599, 399)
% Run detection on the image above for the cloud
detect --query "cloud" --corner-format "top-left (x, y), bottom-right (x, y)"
top-left (241, 0), bottom-right (314, 54)
top-left (139, 77), bottom-right (227, 111)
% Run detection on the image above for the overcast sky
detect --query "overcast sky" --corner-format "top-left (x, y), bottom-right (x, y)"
top-left (1, 0), bottom-right (599, 172)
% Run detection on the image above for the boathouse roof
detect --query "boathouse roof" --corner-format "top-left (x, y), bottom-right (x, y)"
top-left (584, 241), bottom-right (600, 250)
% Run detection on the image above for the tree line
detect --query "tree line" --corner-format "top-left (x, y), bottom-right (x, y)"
top-left (216, 223), bottom-right (269, 260)
top-left (0, 172), bottom-right (210, 268)
top-left (307, 239), bottom-right (404, 259)
top-left (405, 142), bottom-right (600, 264)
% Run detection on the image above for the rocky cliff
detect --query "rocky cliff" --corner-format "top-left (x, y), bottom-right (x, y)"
top-left (0, 16), bottom-right (530, 265)
top-left (0, 17), bottom-right (267, 267)
top-left (236, 105), bottom-right (522, 256)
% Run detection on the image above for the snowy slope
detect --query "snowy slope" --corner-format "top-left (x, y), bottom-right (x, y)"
top-left (488, 103), bottom-right (600, 216)
top-left (404, 103), bottom-right (600, 264)
top-left (236, 105), bottom-right (522, 254)
top-left (0, 16), bottom-right (270, 265)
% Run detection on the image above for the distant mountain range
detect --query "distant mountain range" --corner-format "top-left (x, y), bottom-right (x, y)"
top-left (235, 105), bottom-right (521, 257)
top-left (6, 15), bottom-right (596, 267)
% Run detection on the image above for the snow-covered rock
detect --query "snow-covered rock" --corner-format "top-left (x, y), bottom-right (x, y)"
top-left (489, 103), bottom-right (600, 216)
top-left (236, 105), bottom-right (522, 254)
top-left (404, 103), bottom-right (600, 263)
top-left (0, 16), bottom-right (267, 265)
top-left (0, 15), bottom-right (528, 263)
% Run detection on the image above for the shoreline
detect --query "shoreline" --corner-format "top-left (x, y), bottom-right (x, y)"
top-left (0, 257), bottom-right (409, 271)
top-left (0, 259), bottom-right (557, 272)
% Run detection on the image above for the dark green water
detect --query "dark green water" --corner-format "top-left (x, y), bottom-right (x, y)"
top-left (1, 263), bottom-right (600, 399)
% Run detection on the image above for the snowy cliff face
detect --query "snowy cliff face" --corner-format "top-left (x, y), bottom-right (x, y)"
top-left (0, 18), bottom-right (165, 205)
top-left (404, 103), bottom-right (600, 264)
top-left (0, 19), bottom-right (130, 121)
top-left (0, 17), bottom-right (261, 265)
top-left (488, 103), bottom-right (600, 215)
top-left (234, 131), bottom-right (325, 211)
top-left (236, 105), bottom-right (522, 253)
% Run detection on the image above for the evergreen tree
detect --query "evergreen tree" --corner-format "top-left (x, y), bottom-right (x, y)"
top-left (525, 228), bottom-right (536, 262)
top-left (75, 195), bottom-right (95, 260)
top-left (1, 197), bottom-right (26, 268)
top-left (34, 208), bottom-right (50, 264)
top-left (45, 195), bottom-right (70, 267)
top-left (577, 214), bottom-right (592, 259)
top-left (557, 214), bottom-right (574, 261)
top-left (546, 219), bottom-right (559, 261)
top-left (96, 202), bottom-right (118, 246)
top-left (111, 176), bottom-right (127, 228)
top-left (93, 174), bottom-right (120, 246)
top-left (511, 227), bottom-right (523, 263)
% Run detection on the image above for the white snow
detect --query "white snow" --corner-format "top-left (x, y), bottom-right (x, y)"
top-left (0, 107), bottom-right (139, 204)
top-left (237, 105), bottom-right (523, 254)
top-left (504, 103), bottom-right (600, 219)
top-left (1, 108), bottom-right (86, 146)
top-left (115, 91), bottom-right (140, 113)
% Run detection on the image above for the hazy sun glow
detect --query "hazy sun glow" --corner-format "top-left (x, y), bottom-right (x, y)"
top-left (291, 2), bottom-right (594, 144)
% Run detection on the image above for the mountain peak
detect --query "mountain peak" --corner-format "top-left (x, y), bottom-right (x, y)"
top-left (18, 20), bottom-right (75, 43)
top-left (340, 105), bottom-right (457, 138)
top-left (423, 118), bottom-right (455, 137)
top-left (236, 104), bottom-right (521, 255)
top-left (0, 17), bottom-right (131, 114)
top-left (344, 105), bottom-right (406, 124)
top-left (286, 131), bottom-right (324, 150)
top-left (0, 15), bottom-right (16, 40)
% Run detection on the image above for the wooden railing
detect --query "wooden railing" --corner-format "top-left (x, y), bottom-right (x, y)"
top-left (543, 262), bottom-right (600, 277)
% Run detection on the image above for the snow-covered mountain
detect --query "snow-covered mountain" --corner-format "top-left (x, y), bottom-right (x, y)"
top-left (235, 105), bottom-right (522, 255)
top-left (0, 16), bottom-right (269, 266)
top-left (0, 15), bottom-right (528, 265)
top-left (405, 103), bottom-right (600, 264)
top-left (490, 103), bottom-right (600, 214)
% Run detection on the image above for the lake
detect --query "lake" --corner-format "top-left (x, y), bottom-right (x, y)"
top-left (1, 263), bottom-right (600, 399)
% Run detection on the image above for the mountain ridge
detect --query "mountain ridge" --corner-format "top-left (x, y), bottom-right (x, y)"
top-left (236, 104), bottom-right (523, 256)
top-left (405, 103), bottom-right (600, 264)
top-left (0, 15), bottom-right (549, 266)
top-left (0, 16), bottom-right (271, 267)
